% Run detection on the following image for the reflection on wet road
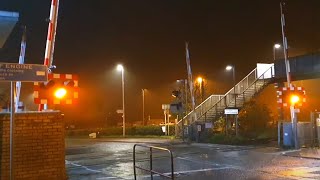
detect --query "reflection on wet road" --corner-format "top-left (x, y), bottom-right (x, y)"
top-left (66, 138), bottom-right (320, 180)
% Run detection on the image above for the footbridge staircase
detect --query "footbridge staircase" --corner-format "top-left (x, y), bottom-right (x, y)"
top-left (176, 64), bottom-right (275, 137)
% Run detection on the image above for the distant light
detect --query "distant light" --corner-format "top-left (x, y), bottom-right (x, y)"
top-left (176, 79), bottom-right (185, 83)
top-left (117, 64), bottom-right (124, 71)
top-left (226, 65), bottom-right (233, 71)
top-left (274, 44), bottom-right (281, 49)
top-left (54, 88), bottom-right (67, 99)
top-left (197, 77), bottom-right (203, 84)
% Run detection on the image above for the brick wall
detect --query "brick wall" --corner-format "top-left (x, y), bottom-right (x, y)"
top-left (0, 112), bottom-right (66, 180)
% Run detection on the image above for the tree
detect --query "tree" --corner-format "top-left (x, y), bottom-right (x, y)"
top-left (238, 99), bottom-right (273, 137)
top-left (213, 116), bottom-right (225, 133)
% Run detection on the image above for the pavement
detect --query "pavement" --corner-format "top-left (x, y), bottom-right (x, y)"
top-left (65, 137), bottom-right (184, 147)
top-left (282, 148), bottom-right (320, 160)
top-left (192, 142), bottom-right (320, 160)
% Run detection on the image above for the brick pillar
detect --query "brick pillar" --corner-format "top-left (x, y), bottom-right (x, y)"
top-left (0, 111), bottom-right (66, 180)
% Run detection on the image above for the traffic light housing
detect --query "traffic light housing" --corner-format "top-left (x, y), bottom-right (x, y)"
top-left (277, 86), bottom-right (306, 107)
top-left (170, 102), bottom-right (183, 114)
top-left (172, 90), bottom-right (181, 98)
top-left (34, 73), bottom-right (78, 105)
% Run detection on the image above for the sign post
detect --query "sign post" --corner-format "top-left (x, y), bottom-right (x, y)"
top-left (0, 63), bottom-right (48, 180)
top-left (10, 82), bottom-right (14, 180)
top-left (225, 108), bottom-right (239, 137)
top-left (162, 104), bottom-right (170, 136)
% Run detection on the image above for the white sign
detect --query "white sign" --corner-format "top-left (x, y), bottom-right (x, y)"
top-left (0, 63), bottom-right (48, 82)
top-left (197, 125), bottom-right (202, 132)
top-left (316, 118), bottom-right (320, 127)
top-left (205, 122), bottom-right (213, 129)
top-left (161, 126), bottom-right (166, 133)
top-left (184, 128), bottom-right (188, 135)
top-left (116, 109), bottom-right (123, 114)
top-left (224, 109), bottom-right (239, 115)
top-left (162, 104), bottom-right (170, 110)
top-left (256, 63), bottom-right (274, 79)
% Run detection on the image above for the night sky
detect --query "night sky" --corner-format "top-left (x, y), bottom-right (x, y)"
top-left (0, 1), bottom-right (320, 126)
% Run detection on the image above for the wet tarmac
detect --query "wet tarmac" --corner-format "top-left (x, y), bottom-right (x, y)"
top-left (66, 138), bottom-right (320, 180)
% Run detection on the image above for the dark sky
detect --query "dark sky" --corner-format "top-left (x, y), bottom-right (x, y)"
top-left (1, 0), bottom-right (320, 126)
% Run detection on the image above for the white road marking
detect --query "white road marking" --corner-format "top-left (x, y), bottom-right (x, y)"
top-left (96, 177), bottom-right (119, 179)
top-left (65, 160), bottom-right (102, 173)
top-left (177, 156), bottom-right (241, 169)
top-left (97, 167), bottom-right (230, 180)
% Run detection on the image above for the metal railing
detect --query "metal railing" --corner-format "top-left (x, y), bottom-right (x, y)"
top-left (133, 144), bottom-right (174, 180)
top-left (178, 65), bottom-right (275, 127)
top-left (198, 65), bottom-right (274, 121)
top-left (178, 95), bottom-right (224, 124)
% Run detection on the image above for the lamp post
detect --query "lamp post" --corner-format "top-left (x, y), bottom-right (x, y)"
top-left (273, 43), bottom-right (281, 61)
top-left (142, 89), bottom-right (146, 126)
top-left (117, 64), bottom-right (125, 137)
top-left (176, 79), bottom-right (188, 141)
top-left (274, 43), bottom-right (282, 147)
top-left (226, 65), bottom-right (236, 107)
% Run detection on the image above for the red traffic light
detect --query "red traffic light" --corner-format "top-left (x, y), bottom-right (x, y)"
top-left (34, 73), bottom-right (78, 105)
top-left (289, 94), bottom-right (300, 105)
top-left (277, 86), bottom-right (306, 107)
top-left (54, 88), bottom-right (67, 99)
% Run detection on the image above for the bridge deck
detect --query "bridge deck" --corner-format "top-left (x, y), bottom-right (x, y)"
top-left (275, 52), bottom-right (320, 81)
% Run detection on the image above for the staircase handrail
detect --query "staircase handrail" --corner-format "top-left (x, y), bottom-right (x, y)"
top-left (224, 68), bottom-right (257, 96)
top-left (178, 94), bottom-right (224, 124)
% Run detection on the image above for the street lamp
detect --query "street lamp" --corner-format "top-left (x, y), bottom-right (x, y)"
top-left (117, 64), bottom-right (125, 137)
top-left (197, 77), bottom-right (204, 102)
top-left (273, 43), bottom-right (281, 61)
top-left (142, 89), bottom-right (146, 126)
top-left (197, 77), bottom-right (203, 84)
top-left (226, 65), bottom-right (236, 107)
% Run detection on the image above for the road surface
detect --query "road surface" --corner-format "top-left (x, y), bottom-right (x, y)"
top-left (66, 138), bottom-right (320, 180)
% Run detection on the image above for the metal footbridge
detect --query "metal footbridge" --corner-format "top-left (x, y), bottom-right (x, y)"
top-left (177, 52), bottom-right (320, 137)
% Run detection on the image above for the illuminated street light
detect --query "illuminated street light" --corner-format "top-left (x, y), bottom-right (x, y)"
top-left (273, 43), bottom-right (281, 61)
top-left (225, 65), bottom-right (233, 71)
top-left (117, 64), bottom-right (124, 71)
top-left (226, 65), bottom-right (236, 107)
top-left (274, 44), bottom-right (281, 49)
top-left (117, 64), bottom-right (125, 137)
top-left (196, 77), bottom-right (204, 102)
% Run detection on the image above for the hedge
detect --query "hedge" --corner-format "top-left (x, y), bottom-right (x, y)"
top-left (66, 125), bottom-right (169, 137)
